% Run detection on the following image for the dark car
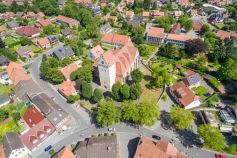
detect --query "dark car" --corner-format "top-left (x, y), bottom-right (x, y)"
top-left (152, 135), bottom-right (161, 140)
top-left (215, 153), bottom-right (227, 158)
top-left (44, 145), bottom-right (52, 152)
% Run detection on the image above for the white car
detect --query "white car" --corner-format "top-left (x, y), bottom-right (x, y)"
top-left (108, 127), bottom-right (116, 132)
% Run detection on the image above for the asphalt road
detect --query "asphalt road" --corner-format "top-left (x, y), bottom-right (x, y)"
top-left (29, 46), bottom-right (237, 158)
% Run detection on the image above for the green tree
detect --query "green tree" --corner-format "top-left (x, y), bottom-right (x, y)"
top-left (130, 83), bottom-right (142, 100)
top-left (93, 88), bottom-right (103, 103)
top-left (137, 100), bottom-right (160, 126)
top-left (200, 24), bottom-right (210, 36)
top-left (96, 98), bottom-right (121, 127)
top-left (0, 109), bottom-right (8, 121)
top-left (19, 36), bottom-right (31, 46)
top-left (70, 66), bottom-right (93, 82)
top-left (131, 26), bottom-right (145, 44)
top-left (185, 39), bottom-right (207, 56)
top-left (131, 69), bottom-right (144, 83)
top-left (67, 94), bottom-right (80, 103)
top-left (154, 76), bottom-right (164, 88)
top-left (0, 4), bottom-right (7, 13)
top-left (156, 16), bottom-right (175, 32)
top-left (120, 84), bottom-right (130, 100)
top-left (86, 24), bottom-right (99, 38)
top-left (179, 14), bottom-right (193, 32)
top-left (112, 83), bottom-right (122, 100)
top-left (169, 107), bottom-right (195, 130)
top-left (81, 81), bottom-right (92, 99)
top-left (121, 101), bottom-right (139, 123)
top-left (198, 124), bottom-right (225, 151)
top-left (143, 0), bottom-right (151, 10)
top-left (11, 112), bottom-right (21, 122)
top-left (159, 43), bottom-right (180, 59)
top-left (0, 38), bottom-right (5, 48)
top-left (43, 24), bottom-right (56, 35)
top-left (217, 58), bottom-right (237, 81)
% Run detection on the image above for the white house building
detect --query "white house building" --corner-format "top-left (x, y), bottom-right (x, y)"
top-left (94, 44), bottom-right (140, 90)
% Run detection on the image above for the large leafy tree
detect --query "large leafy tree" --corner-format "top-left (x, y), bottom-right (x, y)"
top-left (93, 88), bottom-right (103, 103)
top-left (143, 0), bottom-right (151, 10)
top-left (121, 101), bottom-right (139, 123)
top-left (0, 109), bottom-right (8, 121)
top-left (198, 124), bottom-right (225, 151)
top-left (185, 39), bottom-right (207, 56)
top-left (169, 107), bottom-right (195, 130)
top-left (81, 81), bottom-right (93, 100)
top-left (120, 84), bottom-right (130, 100)
top-left (0, 38), bottom-right (5, 49)
top-left (137, 100), bottom-right (160, 126)
top-left (96, 98), bottom-right (121, 127)
top-left (156, 16), bottom-right (175, 32)
top-left (131, 26), bottom-right (145, 45)
top-left (112, 83), bottom-right (122, 100)
top-left (131, 69), bottom-right (144, 83)
top-left (178, 14), bottom-right (193, 32)
top-left (130, 83), bottom-right (142, 100)
top-left (217, 58), bottom-right (237, 81)
top-left (159, 43), bottom-right (180, 59)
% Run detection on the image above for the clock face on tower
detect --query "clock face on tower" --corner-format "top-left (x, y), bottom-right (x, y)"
top-left (101, 61), bottom-right (104, 64)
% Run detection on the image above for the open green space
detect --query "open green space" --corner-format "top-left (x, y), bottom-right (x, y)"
top-left (0, 84), bottom-right (13, 96)
top-left (192, 86), bottom-right (209, 100)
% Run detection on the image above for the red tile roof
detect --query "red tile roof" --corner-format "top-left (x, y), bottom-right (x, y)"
top-left (7, 62), bottom-right (31, 85)
top-left (135, 137), bottom-right (187, 158)
top-left (170, 81), bottom-right (199, 107)
top-left (153, 11), bottom-right (165, 16)
top-left (90, 45), bottom-right (104, 59)
top-left (74, 0), bottom-right (92, 4)
top-left (20, 118), bottom-right (55, 150)
top-left (32, 37), bottom-right (50, 48)
top-left (101, 34), bottom-right (131, 46)
top-left (16, 26), bottom-right (40, 37)
top-left (38, 19), bottom-right (52, 27)
top-left (147, 27), bottom-right (165, 39)
top-left (56, 15), bottom-right (80, 27)
top-left (125, 11), bottom-right (134, 17)
top-left (60, 62), bottom-right (79, 81)
top-left (58, 81), bottom-right (77, 97)
top-left (57, 147), bottom-right (76, 158)
top-left (192, 21), bottom-right (203, 31)
top-left (23, 106), bottom-right (44, 128)
top-left (179, 0), bottom-right (190, 6)
top-left (215, 30), bottom-right (237, 40)
top-left (0, 145), bottom-right (5, 158)
top-left (142, 11), bottom-right (150, 17)
top-left (167, 34), bottom-right (196, 42)
top-left (191, 9), bottom-right (198, 15)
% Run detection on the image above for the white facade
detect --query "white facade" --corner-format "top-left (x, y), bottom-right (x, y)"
top-left (98, 56), bottom-right (116, 90)
top-left (9, 147), bottom-right (30, 158)
top-left (184, 100), bottom-right (201, 109)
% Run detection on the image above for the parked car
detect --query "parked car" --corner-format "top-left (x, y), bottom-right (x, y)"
top-left (152, 135), bottom-right (161, 140)
top-left (108, 127), bottom-right (116, 131)
top-left (215, 153), bottom-right (227, 158)
top-left (44, 145), bottom-right (52, 152)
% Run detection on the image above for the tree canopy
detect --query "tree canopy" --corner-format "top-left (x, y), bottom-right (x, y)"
top-left (81, 81), bottom-right (93, 100)
top-left (131, 69), bottom-right (144, 83)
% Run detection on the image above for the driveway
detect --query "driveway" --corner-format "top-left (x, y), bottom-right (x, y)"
top-left (158, 86), bottom-right (176, 112)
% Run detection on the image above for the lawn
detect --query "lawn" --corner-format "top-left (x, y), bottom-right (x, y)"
top-left (0, 84), bottom-right (13, 96)
top-left (140, 66), bottom-right (163, 102)
top-left (150, 59), bottom-right (174, 73)
top-left (192, 86), bottom-right (209, 100)
top-left (31, 44), bottom-right (42, 53)
top-left (82, 48), bottom-right (89, 56)
top-left (141, 45), bottom-right (157, 61)
top-left (4, 36), bottom-right (19, 46)
top-left (215, 23), bottom-right (225, 29)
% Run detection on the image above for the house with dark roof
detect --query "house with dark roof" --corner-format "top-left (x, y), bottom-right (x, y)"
top-left (73, 135), bottom-right (119, 158)
top-left (31, 93), bottom-right (72, 132)
top-left (61, 28), bottom-right (72, 37)
top-left (20, 118), bottom-right (55, 150)
top-left (2, 132), bottom-right (30, 158)
top-left (6, 20), bottom-right (19, 30)
top-left (0, 56), bottom-right (9, 68)
top-left (100, 23), bottom-right (113, 34)
top-left (170, 81), bottom-right (201, 109)
top-left (48, 35), bottom-right (59, 45)
top-left (16, 45), bottom-right (33, 58)
top-left (0, 94), bottom-right (11, 107)
top-left (13, 79), bottom-right (42, 102)
top-left (52, 45), bottom-right (75, 60)
top-left (182, 73), bottom-right (202, 88)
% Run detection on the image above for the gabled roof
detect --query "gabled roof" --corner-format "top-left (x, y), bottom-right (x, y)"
top-left (52, 45), bottom-right (75, 60)
top-left (60, 62), bottom-right (79, 80)
top-left (61, 28), bottom-right (72, 36)
top-left (153, 11), bottom-right (165, 16)
top-left (56, 15), bottom-right (80, 26)
top-left (2, 132), bottom-right (24, 158)
top-left (167, 34), bottom-right (196, 42)
top-left (23, 106), bottom-right (45, 128)
top-left (38, 19), bottom-right (52, 27)
top-left (147, 27), bottom-right (165, 38)
top-left (55, 147), bottom-right (76, 158)
top-left (16, 45), bottom-right (32, 56)
top-left (7, 20), bottom-right (18, 28)
top-left (90, 45), bottom-right (104, 59)
top-left (192, 21), bottom-right (203, 31)
top-left (16, 26), bottom-right (40, 37)
top-left (58, 81), bottom-right (77, 97)
top-left (170, 81), bottom-right (199, 107)
top-left (156, 140), bottom-right (178, 157)
top-left (32, 37), bottom-right (50, 47)
top-left (101, 34), bottom-right (131, 46)
top-left (74, 0), bottom-right (92, 4)
top-left (182, 73), bottom-right (202, 86)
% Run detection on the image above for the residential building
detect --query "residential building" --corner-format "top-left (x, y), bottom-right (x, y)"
top-left (100, 23), bottom-right (113, 34)
top-left (104, 14), bottom-right (117, 22)
top-left (74, 0), bottom-right (92, 5)
top-left (170, 23), bottom-right (181, 34)
top-left (2, 132), bottom-right (30, 158)
top-left (142, 11), bottom-right (150, 19)
top-left (0, 56), bottom-right (9, 68)
top-left (0, 94), bottom-right (11, 107)
top-left (6, 20), bottom-right (19, 30)
top-left (146, 27), bottom-right (165, 44)
top-left (125, 11), bottom-right (134, 20)
top-left (73, 135), bottom-right (119, 158)
top-left (93, 44), bottom-right (140, 90)
top-left (31, 93), bottom-right (71, 132)
top-left (165, 34), bottom-right (196, 46)
top-left (48, 35), bottom-right (59, 45)
top-left (88, 45), bottom-right (104, 60)
top-left (20, 118), bottom-right (55, 150)
top-left (182, 73), bottom-right (202, 88)
top-left (174, 10), bottom-right (183, 18)
top-left (101, 33), bottom-right (132, 47)
top-left (190, 9), bottom-right (198, 16)
top-left (192, 21), bottom-right (203, 33)
top-left (60, 61), bottom-right (81, 81)
top-left (32, 37), bottom-right (51, 49)
top-left (52, 45), bottom-right (75, 60)
top-left (7, 62), bottom-right (31, 85)
top-left (58, 81), bottom-right (77, 97)
top-left (53, 147), bottom-right (75, 158)
top-left (13, 79), bottom-right (42, 102)
top-left (22, 106), bottom-right (45, 128)
top-left (152, 10), bottom-right (165, 17)
top-left (16, 45), bottom-right (33, 58)
top-left (101, 0), bottom-right (107, 7)
top-left (56, 15), bottom-right (80, 28)
top-left (16, 26), bottom-right (40, 38)
top-left (134, 136), bottom-right (187, 158)
top-left (216, 30), bottom-right (237, 40)
top-left (170, 81), bottom-right (201, 109)
top-left (36, 19), bottom-right (52, 27)
top-left (183, 69), bottom-right (195, 76)
top-left (61, 28), bottom-right (72, 37)
top-left (177, 0), bottom-right (190, 7)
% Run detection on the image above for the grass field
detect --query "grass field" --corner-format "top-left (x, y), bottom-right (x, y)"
top-left (140, 66), bottom-right (163, 102)
top-left (0, 84), bottom-right (13, 96)
top-left (4, 36), bottom-right (19, 46)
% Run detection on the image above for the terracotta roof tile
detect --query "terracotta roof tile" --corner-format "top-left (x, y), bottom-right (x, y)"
top-left (56, 15), bottom-right (80, 27)
top-left (16, 26), bottom-right (40, 37)
top-left (57, 147), bottom-right (76, 158)
top-left (74, 0), bottom-right (92, 4)
top-left (90, 45), bottom-right (104, 59)
top-left (142, 11), bottom-right (150, 17)
top-left (60, 62), bottom-right (79, 80)
top-left (147, 27), bottom-right (165, 38)
top-left (38, 19), bottom-right (52, 27)
top-left (58, 81), bottom-right (77, 96)
top-left (167, 34), bottom-right (196, 42)
top-left (23, 106), bottom-right (44, 128)
top-left (101, 34), bottom-right (131, 46)
top-left (192, 21), bottom-right (203, 31)
top-left (153, 11), bottom-right (165, 16)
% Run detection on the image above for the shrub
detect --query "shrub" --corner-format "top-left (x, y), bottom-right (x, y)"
top-left (161, 94), bottom-right (167, 101)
